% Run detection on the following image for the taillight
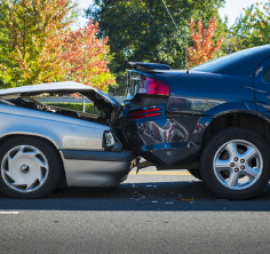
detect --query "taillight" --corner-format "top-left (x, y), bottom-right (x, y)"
top-left (137, 76), bottom-right (169, 96)
top-left (131, 108), bottom-right (161, 115)
top-left (129, 108), bottom-right (161, 120)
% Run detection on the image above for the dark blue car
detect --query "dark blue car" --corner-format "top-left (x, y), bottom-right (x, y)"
top-left (120, 45), bottom-right (270, 199)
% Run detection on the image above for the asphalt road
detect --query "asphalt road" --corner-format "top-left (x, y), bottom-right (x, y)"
top-left (1, 167), bottom-right (270, 254)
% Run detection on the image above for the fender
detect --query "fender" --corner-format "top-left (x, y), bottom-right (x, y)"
top-left (191, 101), bottom-right (258, 148)
top-left (255, 104), bottom-right (270, 124)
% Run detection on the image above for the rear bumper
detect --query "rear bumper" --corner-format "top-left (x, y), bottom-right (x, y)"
top-left (60, 150), bottom-right (137, 187)
top-left (123, 113), bottom-right (202, 168)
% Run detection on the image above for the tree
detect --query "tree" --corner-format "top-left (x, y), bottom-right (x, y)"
top-left (60, 21), bottom-right (116, 93)
top-left (186, 17), bottom-right (223, 67)
top-left (86, 0), bottom-right (226, 93)
top-left (0, 0), bottom-right (77, 87)
top-left (232, 1), bottom-right (270, 50)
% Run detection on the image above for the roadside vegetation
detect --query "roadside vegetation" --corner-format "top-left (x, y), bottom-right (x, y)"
top-left (186, 17), bottom-right (223, 67)
top-left (0, 0), bottom-right (270, 94)
top-left (44, 102), bottom-right (98, 113)
top-left (0, 0), bottom-right (116, 92)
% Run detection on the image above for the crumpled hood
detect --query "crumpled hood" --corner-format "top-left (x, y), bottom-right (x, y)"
top-left (0, 81), bottom-right (122, 126)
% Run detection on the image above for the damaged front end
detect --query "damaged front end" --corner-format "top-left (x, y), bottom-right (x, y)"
top-left (0, 81), bottom-right (122, 127)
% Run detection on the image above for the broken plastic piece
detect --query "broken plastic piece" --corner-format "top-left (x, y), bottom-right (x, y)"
top-left (165, 201), bottom-right (174, 205)
top-left (181, 198), bottom-right (194, 202)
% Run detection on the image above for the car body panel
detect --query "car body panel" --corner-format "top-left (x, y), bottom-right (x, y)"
top-left (140, 71), bottom-right (256, 115)
top-left (191, 45), bottom-right (270, 77)
top-left (0, 82), bottom-right (136, 188)
top-left (254, 56), bottom-right (270, 120)
top-left (124, 71), bottom-right (258, 167)
top-left (125, 114), bottom-right (200, 168)
top-left (0, 81), bottom-right (122, 126)
top-left (0, 81), bottom-right (120, 109)
top-left (124, 103), bottom-right (259, 168)
top-left (60, 150), bottom-right (136, 186)
top-left (123, 46), bottom-right (270, 168)
top-left (0, 103), bottom-right (109, 151)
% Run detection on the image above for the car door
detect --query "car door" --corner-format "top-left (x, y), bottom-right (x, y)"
top-left (254, 57), bottom-right (270, 118)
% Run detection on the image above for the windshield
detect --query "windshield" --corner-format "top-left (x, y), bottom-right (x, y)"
top-left (191, 47), bottom-right (262, 72)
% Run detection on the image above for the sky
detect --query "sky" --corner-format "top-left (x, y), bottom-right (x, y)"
top-left (76, 0), bottom-right (269, 28)
top-left (219, 0), bottom-right (269, 26)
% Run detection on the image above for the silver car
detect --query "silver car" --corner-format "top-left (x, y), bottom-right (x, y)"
top-left (0, 81), bottom-right (137, 199)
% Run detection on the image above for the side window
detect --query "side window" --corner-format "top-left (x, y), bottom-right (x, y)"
top-left (263, 66), bottom-right (270, 82)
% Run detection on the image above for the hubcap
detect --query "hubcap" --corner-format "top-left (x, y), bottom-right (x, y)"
top-left (213, 139), bottom-right (263, 190)
top-left (1, 145), bottom-right (49, 193)
top-left (20, 164), bottom-right (30, 174)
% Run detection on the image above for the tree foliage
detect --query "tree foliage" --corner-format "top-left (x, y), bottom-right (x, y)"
top-left (60, 21), bottom-right (116, 92)
top-left (0, 0), bottom-right (115, 92)
top-left (232, 1), bottom-right (270, 50)
top-left (0, 0), bottom-right (76, 87)
top-left (186, 17), bottom-right (223, 67)
top-left (86, 0), bottom-right (226, 93)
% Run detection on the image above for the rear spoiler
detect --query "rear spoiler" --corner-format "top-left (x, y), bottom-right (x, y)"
top-left (128, 62), bottom-right (172, 72)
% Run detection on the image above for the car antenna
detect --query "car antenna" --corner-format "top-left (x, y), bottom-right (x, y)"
top-left (161, 0), bottom-right (190, 73)
top-left (160, 0), bottom-right (183, 39)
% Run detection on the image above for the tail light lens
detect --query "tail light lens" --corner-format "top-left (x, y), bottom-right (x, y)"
top-left (137, 77), bottom-right (169, 96)
top-left (129, 108), bottom-right (161, 120)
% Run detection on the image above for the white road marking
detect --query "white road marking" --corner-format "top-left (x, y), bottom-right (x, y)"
top-left (129, 171), bottom-right (191, 176)
top-left (0, 211), bottom-right (20, 214)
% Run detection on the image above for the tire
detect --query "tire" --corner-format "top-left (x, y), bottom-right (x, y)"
top-left (187, 169), bottom-right (202, 181)
top-left (0, 136), bottom-right (62, 199)
top-left (200, 127), bottom-right (270, 200)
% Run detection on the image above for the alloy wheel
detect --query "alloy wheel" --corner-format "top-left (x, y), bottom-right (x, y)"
top-left (213, 139), bottom-right (263, 190)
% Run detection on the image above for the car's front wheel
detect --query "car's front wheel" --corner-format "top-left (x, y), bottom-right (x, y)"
top-left (200, 128), bottom-right (270, 200)
top-left (0, 136), bottom-right (62, 199)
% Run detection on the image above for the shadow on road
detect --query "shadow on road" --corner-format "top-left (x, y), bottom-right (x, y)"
top-left (0, 181), bottom-right (270, 211)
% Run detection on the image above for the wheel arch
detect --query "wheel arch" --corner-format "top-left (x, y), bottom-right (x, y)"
top-left (201, 112), bottom-right (270, 152)
top-left (0, 132), bottom-right (60, 149)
